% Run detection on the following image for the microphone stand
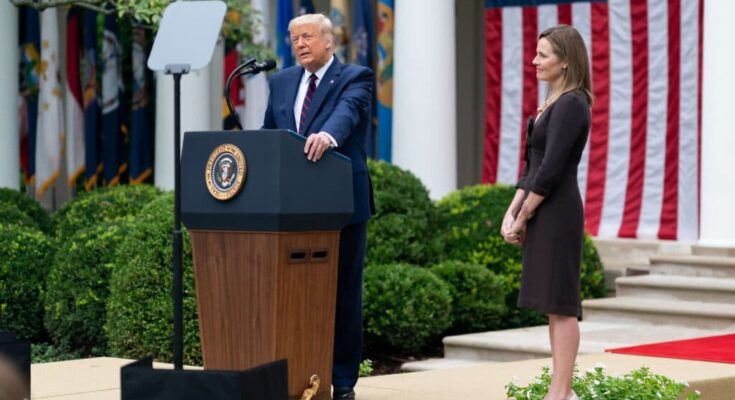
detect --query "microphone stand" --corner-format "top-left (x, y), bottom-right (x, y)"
top-left (225, 58), bottom-right (274, 130)
top-left (224, 57), bottom-right (256, 130)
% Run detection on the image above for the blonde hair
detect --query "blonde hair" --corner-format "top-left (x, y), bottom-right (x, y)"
top-left (288, 14), bottom-right (335, 43)
top-left (539, 25), bottom-right (593, 105)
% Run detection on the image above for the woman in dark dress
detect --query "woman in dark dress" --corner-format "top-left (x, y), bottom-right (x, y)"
top-left (500, 25), bottom-right (593, 400)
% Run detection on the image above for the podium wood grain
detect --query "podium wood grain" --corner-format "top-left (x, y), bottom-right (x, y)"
top-left (191, 231), bottom-right (340, 400)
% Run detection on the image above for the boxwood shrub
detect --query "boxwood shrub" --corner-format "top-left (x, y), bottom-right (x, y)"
top-left (436, 184), bottom-right (606, 327)
top-left (0, 203), bottom-right (39, 230)
top-left (105, 193), bottom-right (201, 365)
top-left (429, 260), bottom-right (507, 334)
top-left (366, 160), bottom-right (442, 265)
top-left (44, 219), bottom-right (134, 353)
top-left (53, 184), bottom-right (160, 239)
top-left (363, 263), bottom-right (452, 352)
top-left (0, 224), bottom-right (54, 339)
top-left (0, 188), bottom-right (52, 234)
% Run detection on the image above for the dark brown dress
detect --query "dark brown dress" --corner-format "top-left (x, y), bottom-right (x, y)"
top-left (515, 91), bottom-right (591, 316)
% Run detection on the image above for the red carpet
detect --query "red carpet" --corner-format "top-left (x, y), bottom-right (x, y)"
top-left (607, 334), bottom-right (735, 364)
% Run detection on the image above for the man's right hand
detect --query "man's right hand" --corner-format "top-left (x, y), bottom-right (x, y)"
top-left (304, 132), bottom-right (333, 162)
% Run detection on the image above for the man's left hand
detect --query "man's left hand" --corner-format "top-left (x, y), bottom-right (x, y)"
top-left (304, 132), bottom-right (333, 162)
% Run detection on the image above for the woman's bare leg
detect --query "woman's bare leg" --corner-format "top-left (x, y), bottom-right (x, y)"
top-left (543, 314), bottom-right (579, 400)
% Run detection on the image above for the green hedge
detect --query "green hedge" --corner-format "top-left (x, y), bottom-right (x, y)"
top-left (436, 184), bottom-right (606, 328)
top-left (0, 188), bottom-right (52, 234)
top-left (430, 261), bottom-right (507, 334)
top-left (105, 193), bottom-right (201, 365)
top-left (581, 234), bottom-right (607, 299)
top-left (363, 263), bottom-right (453, 352)
top-left (0, 224), bottom-right (55, 339)
top-left (366, 160), bottom-right (442, 265)
top-left (44, 219), bottom-right (134, 353)
top-left (0, 203), bottom-right (39, 230)
top-left (53, 184), bottom-right (160, 239)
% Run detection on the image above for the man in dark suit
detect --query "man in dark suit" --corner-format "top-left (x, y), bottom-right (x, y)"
top-left (262, 13), bottom-right (373, 400)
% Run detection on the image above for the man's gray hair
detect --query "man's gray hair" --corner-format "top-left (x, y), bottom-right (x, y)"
top-left (288, 13), bottom-right (335, 41)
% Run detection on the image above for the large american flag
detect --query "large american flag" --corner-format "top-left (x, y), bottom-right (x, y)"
top-left (481, 0), bottom-right (703, 241)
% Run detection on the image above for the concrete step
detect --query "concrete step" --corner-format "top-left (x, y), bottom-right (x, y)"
top-left (650, 254), bottom-right (735, 278)
top-left (434, 322), bottom-right (729, 365)
top-left (582, 297), bottom-right (735, 330)
top-left (593, 238), bottom-right (689, 291)
top-left (616, 275), bottom-right (735, 304)
top-left (593, 238), bottom-right (691, 268)
top-left (693, 244), bottom-right (735, 257)
top-left (400, 358), bottom-right (493, 372)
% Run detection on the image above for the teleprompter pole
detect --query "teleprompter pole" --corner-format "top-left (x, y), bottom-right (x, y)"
top-left (165, 64), bottom-right (190, 370)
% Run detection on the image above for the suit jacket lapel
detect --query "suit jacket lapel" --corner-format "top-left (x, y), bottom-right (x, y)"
top-left (301, 59), bottom-right (342, 135)
top-left (285, 67), bottom-right (302, 132)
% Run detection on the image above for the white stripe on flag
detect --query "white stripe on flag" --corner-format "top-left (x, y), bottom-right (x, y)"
top-left (572, 2), bottom-right (592, 207)
top-left (537, 5), bottom-right (557, 108)
top-left (598, 0), bottom-right (633, 237)
top-left (678, 0), bottom-right (699, 241)
top-left (497, 7), bottom-right (523, 184)
top-left (36, 8), bottom-right (63, 197)
top-left (65, 85), bottom-right (84, 182)
top-left (637, 0), bottom-right (668, 239)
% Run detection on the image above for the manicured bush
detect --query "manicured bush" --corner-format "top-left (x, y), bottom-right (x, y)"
top-left (44, 219), bottom-right (134, 353)
top-left (0, 203), bottom-right (39, 230)
top-left (436, 184), bottom-right (521, 270)
top-left (581, 234), bottom-right (607, 299)
top-left (53, 184), bottom-right (160, 239)
top-left (31, 343), bottom-right (86, 364)
top-left (430, 261), bottom-right (507, 334)
top-left (436, 184), bottom-right (606, 328)
top-left (363, 263), bottom-right (453, 352)
top-left (105, 193), bottom-right (201, 365)
top-left (0, 188), bottom-right (52, 234)
top-left (366, 160), bottom-right (442, 265)
top-left (0, 224), bottom-right (54, 340)
top-left (506, 365), bottom-right (701, 400)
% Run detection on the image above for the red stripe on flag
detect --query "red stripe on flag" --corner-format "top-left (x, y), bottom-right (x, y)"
top-left (618, 0), bottom-right (649, 238)
top-left (519, 6), bottom-right (538, 178)
top-left (66, 11), bottom-right (83, 105)
top-left (482, 8), bottom-right (503, 183)
top-left (659, 0), bottom-right (681, 239)
top-left (558, 4), bottom-right (572, 26)
top-left (584, 2), bottom-right (610, 236)
top-left (224, 48), bottom-right (243, 109)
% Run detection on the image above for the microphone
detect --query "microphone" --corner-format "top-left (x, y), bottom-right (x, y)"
top-left (225, 58), bottom-right (276, 130)
top-left (247, 59), bottom-right (277, 74)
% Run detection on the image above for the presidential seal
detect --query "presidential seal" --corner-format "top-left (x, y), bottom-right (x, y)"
top-left (205, 144), bottom-right (246, 201)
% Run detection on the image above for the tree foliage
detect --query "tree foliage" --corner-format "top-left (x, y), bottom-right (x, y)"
top-left (11, 0), bottom-right (273, 61)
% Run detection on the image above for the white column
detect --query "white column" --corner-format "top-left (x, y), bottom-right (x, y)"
top-left (392, 0), bottom-right (457, 200)
top-left (700, 0), bottom-right (735, 246)
top-left (154, 68), bottom-right (212, 190)
top-left (209, 38), bottom-right (224, 131)
top-left (0, 3), bottom-right (19, 190)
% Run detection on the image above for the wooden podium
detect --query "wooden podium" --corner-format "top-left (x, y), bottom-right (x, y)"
top-left (181, 130), bottom-right (354, 400)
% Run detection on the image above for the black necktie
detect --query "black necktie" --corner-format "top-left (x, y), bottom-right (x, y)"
top-left (299, 73), bottom-right (318, 135)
